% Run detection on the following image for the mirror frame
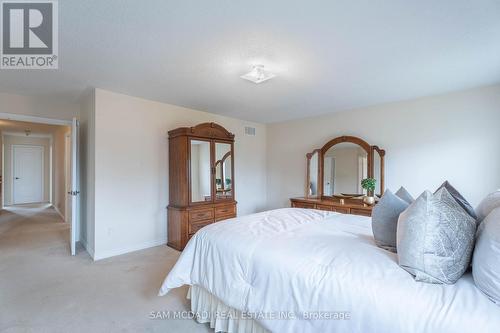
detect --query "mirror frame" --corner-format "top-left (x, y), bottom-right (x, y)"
top-left (305, 136), bottom-right (386, 198)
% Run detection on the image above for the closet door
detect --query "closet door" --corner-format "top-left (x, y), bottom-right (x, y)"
top-left (214, 141), bottom-right (234, 201)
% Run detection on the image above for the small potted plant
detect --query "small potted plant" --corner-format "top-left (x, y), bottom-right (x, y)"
top-left (361, 178), bottom-right (376, 205)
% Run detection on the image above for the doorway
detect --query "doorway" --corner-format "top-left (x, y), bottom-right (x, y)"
top-left (12, 145), bottom-right (44, 204)
top-left (0, 115), bottom-right (79, 256)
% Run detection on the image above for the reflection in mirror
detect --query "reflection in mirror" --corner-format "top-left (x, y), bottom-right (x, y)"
top-left (190, 140), bottom-right (211, 202)
top-left (307, 151), bottom-right (319, 197)
top-left (323, 143), bottom-right (368, 196)
top-left (215, 142), bottom-right (232, 199)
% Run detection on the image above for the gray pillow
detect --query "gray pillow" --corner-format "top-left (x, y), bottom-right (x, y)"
top-left (472, 207), bottom-right (500, 305)
top-left (475, 190), bottom-right (500, 224)
top-left (397, 188), bottom-right (476, 284)
top-left (395, 186), bottom-right (414, 204)
top-left (436, 181), bottom-right (477, 220)
top-left (372, 189), bottom-right (411, 252)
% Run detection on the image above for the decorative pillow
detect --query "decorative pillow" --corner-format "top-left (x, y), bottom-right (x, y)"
top-left (475, 190), bottom-right (500, 223)
top-left (395, 186), bottom-right (414, 204)
top-left (435, 181), bottom-right (477, 220)
top-left (397, 188), bottom-right (476, 284)
top-left (372, 189), bottom-right (411, 252)
top-left (472, 207), bottom-right (500, 305)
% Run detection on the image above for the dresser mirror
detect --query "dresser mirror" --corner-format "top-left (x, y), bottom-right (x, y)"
top-left (215, 142), bottom-right (233, 200)
top-left (190, 139), bottom-right (212, 202)
top-left (323, 142), bottom-right (368, 196)
top-left (305, 136), bottom-right (385, 198)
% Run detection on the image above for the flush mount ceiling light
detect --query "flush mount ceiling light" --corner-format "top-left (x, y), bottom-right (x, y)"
top-left (240, 64), bottom-right (275, 84)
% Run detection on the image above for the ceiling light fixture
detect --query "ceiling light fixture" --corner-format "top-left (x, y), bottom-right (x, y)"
top-left (240, 64), bottom-right (275, 84)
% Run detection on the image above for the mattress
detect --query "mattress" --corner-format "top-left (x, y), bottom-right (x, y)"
top-left (159, 208), bottom-right (500, 333)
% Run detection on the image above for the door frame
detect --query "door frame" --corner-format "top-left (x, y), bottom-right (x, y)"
top-left (12, 144), bottom-right (45, 205)
top-left (0, 112), bottom-right (78, 256)
top-left (0, 113), bottom-right (72, 209)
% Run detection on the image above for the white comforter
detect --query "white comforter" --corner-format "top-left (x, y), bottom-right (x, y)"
top-left (159, 208), bottom-right (500, 333)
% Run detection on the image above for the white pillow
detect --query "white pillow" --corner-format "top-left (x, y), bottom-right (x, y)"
top-left (476, 190), bottom-right (500, 223)
top-left (472, 207), bottom-right (500, 305)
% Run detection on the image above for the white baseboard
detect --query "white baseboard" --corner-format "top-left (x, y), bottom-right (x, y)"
top-left (93, 237), bottom-right (167, 261)
top-left (52, 205), bottom-right (65, 222)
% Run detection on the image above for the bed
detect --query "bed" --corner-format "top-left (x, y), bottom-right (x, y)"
top-left (159, 208), bottom-right (500, 333)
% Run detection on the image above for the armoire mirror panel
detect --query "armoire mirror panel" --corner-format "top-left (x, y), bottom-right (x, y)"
top-left (215, 142), bottom-right (233, 200)
top-left (190, 139), bottom-right (211, 203)
top-left (323, 142), bottom-right (368, 196)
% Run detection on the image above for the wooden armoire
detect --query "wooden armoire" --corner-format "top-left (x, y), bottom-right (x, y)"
top-left (167, 122), bottom-right (237, 250)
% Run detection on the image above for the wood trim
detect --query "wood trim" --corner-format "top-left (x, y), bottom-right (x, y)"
top-left (320, 136), bottom-right (372, 156)
top-left (373, 145), bottom-right (386, 196)
top-left (290, 197), bottom-right (374, 217)
top-left (168, 122), bottom-right (235, 141)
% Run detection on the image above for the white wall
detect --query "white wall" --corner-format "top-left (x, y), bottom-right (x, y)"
top-left (3, 135), bottom-right (51, 205)
top-left (0, 92), bottom-right (79, 121)
top-left (267, 84), bottom-right (500, 209)
top-left (93, 89), bottom-right (267, 260)
top-left (79, 90), bottom-right (96, 257)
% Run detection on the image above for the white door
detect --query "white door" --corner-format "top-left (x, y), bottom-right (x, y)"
top-left (13, 145), bottom-right (44, 204)
top-left (70, 118), bottom-right (80, 256)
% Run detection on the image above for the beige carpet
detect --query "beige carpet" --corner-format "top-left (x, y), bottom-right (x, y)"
top-left (0, 204), bottom-right (212, 333)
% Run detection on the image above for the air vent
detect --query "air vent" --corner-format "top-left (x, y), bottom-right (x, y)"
top-left (244, 126), bottom-right (256, 136)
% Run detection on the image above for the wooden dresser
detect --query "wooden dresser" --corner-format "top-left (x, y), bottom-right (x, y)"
top-left (167, 123), bottom-right (237, 251)
top-left (290, 197), bottom-right (374, 217)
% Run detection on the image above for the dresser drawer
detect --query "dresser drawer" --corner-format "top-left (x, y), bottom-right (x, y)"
top-left (316, 204), bottom-right (333, 211)
top-left (350, 208), bottom-right (372, 217)
top-left (215, 204), bottom-right (236, 218)
top-left (189, 208), bottom-right (214, 222)
top-left (332, 207), bottom-right (350, 214)
top-left (292, 202), bottom-right (316, 209)
top-left (189, 219), bottom-right (212, 234)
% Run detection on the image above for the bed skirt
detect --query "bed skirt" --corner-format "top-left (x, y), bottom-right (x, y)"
top-left (188, 286), bottom-right (270, 333)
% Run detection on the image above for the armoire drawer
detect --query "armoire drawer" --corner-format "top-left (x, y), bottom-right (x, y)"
top-left (189, 208), bottom-right (214, 222)
top-left (189, 219), bottom-right (212, 234)
top-left (215, 204), bottom-right (236, 218)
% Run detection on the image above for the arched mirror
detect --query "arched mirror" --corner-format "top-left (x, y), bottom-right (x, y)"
top-left (305, 136), bottom-right (385, 198)
top-left (322, 142), bottom-right (369, 196)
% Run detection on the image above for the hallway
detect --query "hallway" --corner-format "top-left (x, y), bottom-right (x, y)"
top-left (0, 205), bottom-right (211, 333)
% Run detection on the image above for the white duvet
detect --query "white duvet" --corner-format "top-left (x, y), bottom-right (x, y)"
top-left (159, 208), bottom-right (500, 333)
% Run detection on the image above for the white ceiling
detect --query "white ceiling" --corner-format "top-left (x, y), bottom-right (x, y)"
top-left (1, 0), bottom-right (499, 123)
